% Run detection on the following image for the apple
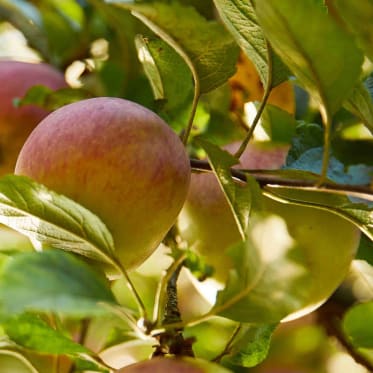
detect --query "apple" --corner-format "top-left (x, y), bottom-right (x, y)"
top-left (15, 97), bottom-right (191, 272)
top-left (116, 356), bottom-right (232, 373)
top-left (178, 142), bottom-right (360, 320)
top-left (0, 60), bottom-right (67, 175)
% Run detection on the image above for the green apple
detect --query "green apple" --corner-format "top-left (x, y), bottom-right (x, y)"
top-left (0, 60), bottom-right (66, 175)
top-left (15, 97), bottom-right (191, 272)
top-left (178, 142), bottom-right (360, 320)
top-left (116, 356), bottom-right (232, 372)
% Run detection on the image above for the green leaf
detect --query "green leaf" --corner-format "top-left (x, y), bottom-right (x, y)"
top-left (286, 122), bottom-right (324, 165)
top-left (179, 0), bottom-right (215, 19)
top-left (212, 213), bottom-right (311, 323)
top-left (285, 121), bottom-right (373, 177)
top-left (184, 249), bottom-right (214, 281)
top-left (222, 324), bottom-right (276, 368)
top-left (0, 350), bottom-right (38, 373)
top-left (134, 35), bottom-right (194, 131)
top-left (196, 139), bottom-right (254, 239)
top-left (357, 236), bottom-right (373, 266)
top-left (37, 1), bottom-right (87, 67)
top-left (73, 355), bottom-right (110, 373)
top-left (0, 175), bottom-right (117, 268)
top-left (336, 203), bottom-right (373, 242)
top-left (213, 0), bottom-right (289, 87)
top-left (265, 186), bottom-right (373, 243)
top-left (256, 0), bottom-right (363, 120)
top-left (333, 0), bottom-right (373, 62)
top-left (199, 84), bottom-right (242, 145)
top-left (15, 86), bottom-right (94, 112)
top-left (344, 82), bottom-right (373, 133)
top-left (134, 35), bottom-right (164, 101)
top-left (285, 147), bottom-right (373, 185)
top-left (260, 104), bottom-right (297, 143)
top-left (109, 1), bottom-right (240, 93)
top-left (0, 250), bottom-right (116, 317)
top-left (343, 301), bottom-right (373, 348)
top-left (46, 0), bottom-right (85, 28)
top-left (332, 139), bottom-right (373, 166)
top-left (3, 313), bottom-right (89, 354)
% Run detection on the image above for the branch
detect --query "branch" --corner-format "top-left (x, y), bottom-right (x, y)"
top-left (212, 324), bottom-right (242, 363)
top-left (152, 261), bottom-right (195, 358)
top-left (190, 159), bottom-right (373, 202)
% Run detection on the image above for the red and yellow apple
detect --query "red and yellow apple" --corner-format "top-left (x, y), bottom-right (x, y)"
top-left (116, 356), bottom-right (232, 373)
top-left (0, 60), bottom-right (67, 175)
top-left (178, 142), bottom-right (360, 320)
top-left (15, 97), bottom-right (191, 272)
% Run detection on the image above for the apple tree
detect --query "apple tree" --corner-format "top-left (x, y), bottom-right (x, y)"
top-left (0, 0), bottom-right (373, 372)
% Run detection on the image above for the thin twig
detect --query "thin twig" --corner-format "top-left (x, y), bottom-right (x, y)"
top-left (182, 88), bottom-right (200, 145)
top-left (100, 303), bottom-right (146, 338)
top-left (317, 299), bottom-right (373, 372)
top-left (212, 323), bottom-right (242, 363)
top-left (234, 40), bottom-right (274, 160)
top-left (234, 86), bottom-right (272, 159)
top-left (114, 259), bottom-right (148, 321)
top-left (318, 111), bottom-right (332, 186)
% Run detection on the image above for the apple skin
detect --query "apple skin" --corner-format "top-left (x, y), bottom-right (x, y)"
top-left (0, 60), bottom-right (67, 175)
top-left (15, 97), bottom-right (191, 271)
top-left (116, 357), bottom-right (232, 373)
top-left (178, 142), bottom-right (360, 320)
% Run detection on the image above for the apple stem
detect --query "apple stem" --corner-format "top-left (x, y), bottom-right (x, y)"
top-left (151, 260), bottom-right (196, 357)
top-left (152, 252), bottom-right (187, 326)
top-left (162, 262), bottom-right (183, 326)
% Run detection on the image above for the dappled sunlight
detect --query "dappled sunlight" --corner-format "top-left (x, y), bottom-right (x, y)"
top-left (251, 215), bottom-right (295, 263)
top-left (327, 352), bottom-right (368, 373)
top-left (0, 23), bottom-right (40, 62)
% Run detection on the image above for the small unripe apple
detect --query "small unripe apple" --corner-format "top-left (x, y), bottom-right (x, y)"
top-left (15, 97), bottom-right (191, 271)
top-left (116, 357), bottom-right (232, 372)
top-left (178, 142), bottom-right (360, 320)
top-left (0, 60), bottom-right (67, 175)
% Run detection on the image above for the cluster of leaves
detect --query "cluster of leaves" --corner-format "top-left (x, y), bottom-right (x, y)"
top-left (0, 0), bottom-right (373, 372)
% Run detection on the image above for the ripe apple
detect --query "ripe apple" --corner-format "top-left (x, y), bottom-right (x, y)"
top-left (0, 60), bottom-right (67, 175)
top-left (178, 142), bottom-right (360, 320)
top-left (15, 97), bottom-right (191, 272)
top-left (116, 356), bottom-right (232, 372)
